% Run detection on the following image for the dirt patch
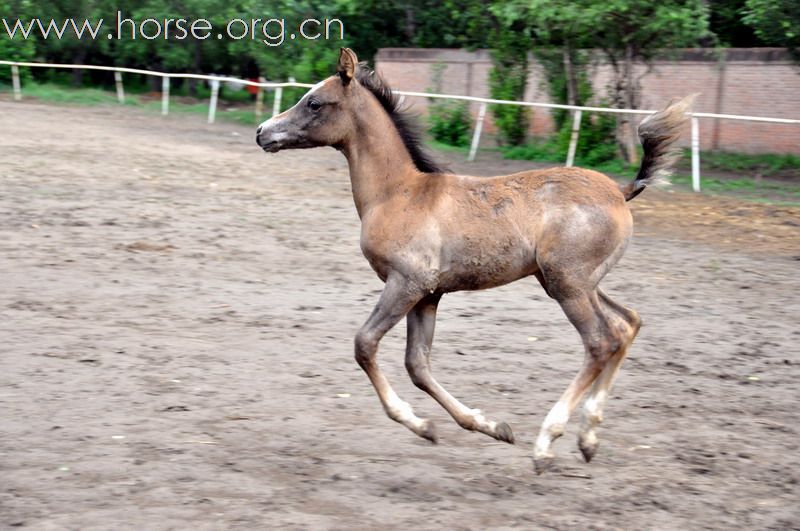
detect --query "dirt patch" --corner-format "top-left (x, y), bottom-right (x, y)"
top-left (1, 101), bottom-right (798, 529)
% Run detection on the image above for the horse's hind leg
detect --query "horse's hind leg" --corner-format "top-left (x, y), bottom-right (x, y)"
top-left (355, 272), bottom-right (436, 442)
top-left (533, 289), bottom-right (625, 473)
top-left (404, 296), bottom-right (515, 444)
top-left (577, 289), bottom-right (641, 462)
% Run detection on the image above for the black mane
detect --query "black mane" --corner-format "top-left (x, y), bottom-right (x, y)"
top-left (354, 65), bottom-right (450, 174)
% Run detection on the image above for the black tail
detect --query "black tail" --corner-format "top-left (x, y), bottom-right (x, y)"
top-left (621, 95), bottom-right (695, 201)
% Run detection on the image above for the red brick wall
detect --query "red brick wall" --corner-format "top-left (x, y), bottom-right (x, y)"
top-left (375, 48), bottom-right (800, 154)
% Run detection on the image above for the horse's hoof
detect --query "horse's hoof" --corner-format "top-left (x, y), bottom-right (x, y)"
top-left (533, 455), bottom-right (554, 475)
top-left (579, 441), bottom-right (598, 463)
top-left (494, 422), bottom-right (515, 444)
top-left (418, 419), bottom-right (438, 444)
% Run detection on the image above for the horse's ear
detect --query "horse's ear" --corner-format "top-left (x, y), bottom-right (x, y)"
top-left (337, 48), bottom-right (358, 85)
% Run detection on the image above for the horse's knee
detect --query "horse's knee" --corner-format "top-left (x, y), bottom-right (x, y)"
top-left (628, 310), bottom-right (642, 336)
top-left (587, 342), bottom-right (611, 362)
top-left (354, 330), bottom-right (378, 369)
top-left (586, 329), bottom-right (624, 362)
top-left (612, 301), bottom-right (642, 341)
top-left (614, 310), bottom-right (641, 349)
top-left (405, 352), bottom-right (431, 391)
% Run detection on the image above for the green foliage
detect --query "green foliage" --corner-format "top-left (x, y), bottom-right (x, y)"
top-left (559, 111), bottom-right (619, 166)
top-left (532, 48), bottom-right (593, 128)
top-left (489, 67), bottom-right (530, 146)
top-left (8, 80), bottom-right (129, 103)
top-left (485, 12), bottom-right (531, 146)
top-left (0, 79), bottom-right (276, 127)
top-left (743, 0), bottom-right (800, 58)
top-left (502, 136), bottom-right (639, 176)
top-left (0, 0), bottom-right (497, 93)
top-left (506, 41), bottom-right (616, 165)
top-left (428, 100), bottom-right (471, 147)
top-left (494, 0), bottom-right (589, 50)
top-left (0, 0), bottom-right (36, 82)
top-left (338, 0), bottom-right (491, 61)
top-left (495, 0), bottom-right (710, 162)
top-left (709, 0), bottom-right (760, 47)
top-left (670, 173), bottom-right (800, 203)
top-left (496, 0), bottom-right (712, 87)
top-left (425, 62), bottom-right (472, 147)
top-left (688, 149), bottom-right (800, 176)
top-left (427, 138), bottom-right (470, 154)
top-left (501, 137), bottom-right (561, 163)
top-left (0, 0), bottom-right (775, 94)
top-left (502, 110), bottom-right (625, 168)
top-left (0, 0), bottom-right (792, 126)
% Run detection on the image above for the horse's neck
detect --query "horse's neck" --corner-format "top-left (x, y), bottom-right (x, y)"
top-left (342, 108), bottom-right (418, 219)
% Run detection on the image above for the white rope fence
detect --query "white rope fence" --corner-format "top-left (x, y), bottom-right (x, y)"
top-left (3, 59), bottom-right (799, 192)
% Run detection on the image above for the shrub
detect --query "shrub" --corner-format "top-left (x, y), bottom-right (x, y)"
top-left (428, 100), bottom-right (472, 147)
top-left (502, 109), bottom-right (626, 169)
top-left (489, 63), bottom-right (530, 146)
top-left (557, 110), bottom-right (619, 166)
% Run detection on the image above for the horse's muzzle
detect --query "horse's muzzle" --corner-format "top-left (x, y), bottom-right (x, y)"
top-left (259, 140), bottom-right (281, 153)
top-left (256, 121), bottom-right (288, 153)
top-left (256, 131), bottom-right (279, 152)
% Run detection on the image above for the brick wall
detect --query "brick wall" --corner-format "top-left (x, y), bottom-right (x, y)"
top-left (375, 48), bottom-right (800, 154)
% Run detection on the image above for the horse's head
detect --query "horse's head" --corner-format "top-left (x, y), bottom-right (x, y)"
top-left (256, 48), bottom-right (361, 153)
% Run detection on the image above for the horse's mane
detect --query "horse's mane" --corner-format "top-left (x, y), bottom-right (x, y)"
top-left (354, 64), bottom-right (450, 174)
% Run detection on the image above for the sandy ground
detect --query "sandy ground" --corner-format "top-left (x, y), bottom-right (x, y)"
top-left (1, 100), bottom-right (799, 530)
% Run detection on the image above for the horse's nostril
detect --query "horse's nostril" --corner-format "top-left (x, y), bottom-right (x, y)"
top-left (256, 125), bottom-right (263, 135)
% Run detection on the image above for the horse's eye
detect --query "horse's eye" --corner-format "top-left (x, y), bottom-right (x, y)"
top-left (308, 99), bottom-right (322, 111)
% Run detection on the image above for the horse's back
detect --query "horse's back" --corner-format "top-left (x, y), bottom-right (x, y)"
top-left (461, 166), bottom-right (634, 294)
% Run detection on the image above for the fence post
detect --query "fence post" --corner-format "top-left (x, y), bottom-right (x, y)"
top-left (11, 64), bottom-right (21, 101)
top-left (565, 109), bottom-right (583, 167)
top-left (161, 76), bottom-right (170, 116)
top-left (287, 76), bottom-right (296, 110)
top-left (114, 71), bottom-right (125, 104)
top-left (208, 78), bottom-right (220, 124)
top-left (272, 86), bottom-right (283, 117)
top-left (467, 102), bottom-right (487, 162)
top-left (254, 76), bottom-right (266, 123)
top-left (691, 115), bottom-right (700, 192)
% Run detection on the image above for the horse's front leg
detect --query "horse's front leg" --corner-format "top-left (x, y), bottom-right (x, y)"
top-left (354, 271), bottom-right (436, 442)
top-left (405, 296), bottom-right (515, 444)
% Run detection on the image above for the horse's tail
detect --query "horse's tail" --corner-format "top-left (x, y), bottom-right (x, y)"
top-left (621, 95), bottom-right (695, 201)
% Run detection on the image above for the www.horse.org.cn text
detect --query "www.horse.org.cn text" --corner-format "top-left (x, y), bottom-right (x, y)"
top-left (1, 12), bottom-right (345, 47)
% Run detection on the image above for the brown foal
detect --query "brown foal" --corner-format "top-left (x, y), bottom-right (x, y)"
top-left (256, 48), bottom-right (692, 473)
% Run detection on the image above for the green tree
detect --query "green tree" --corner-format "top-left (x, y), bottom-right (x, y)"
top-left (497, 0), bottom-right (710, 163)
top-left (743, 0), bottom-right (800, 58)
top-left (335, 0), bottom-right (491, 60)
top-left (709, 0), bottom-right (760, 47)
top-left (0, 0), bottom-right (37, 82)
top-left (484, 4), bottom-right (531, 146)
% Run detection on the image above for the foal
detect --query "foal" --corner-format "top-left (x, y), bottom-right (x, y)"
top-left (256, 48), bottom-right (692, 473)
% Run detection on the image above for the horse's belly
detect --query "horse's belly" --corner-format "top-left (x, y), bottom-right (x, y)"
top-left (438, 241), bottom-right (537, 292)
